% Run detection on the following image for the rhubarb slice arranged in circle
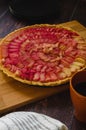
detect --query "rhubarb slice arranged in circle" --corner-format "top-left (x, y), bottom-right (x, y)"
top-left (0, 24), bottom-right (86, 86)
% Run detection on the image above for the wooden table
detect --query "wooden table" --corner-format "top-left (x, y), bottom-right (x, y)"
top-left (0, 0), bottom-right (86, 129)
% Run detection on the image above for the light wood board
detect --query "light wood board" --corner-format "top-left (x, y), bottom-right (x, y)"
top-left (0, 20), bottom-right (86, 113)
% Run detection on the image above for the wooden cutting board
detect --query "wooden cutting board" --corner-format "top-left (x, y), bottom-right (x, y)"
top-left (0, 20), bottom-right (86, 113)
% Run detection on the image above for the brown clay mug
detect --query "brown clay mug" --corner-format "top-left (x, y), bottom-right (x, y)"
top-left (70, 70), bottom-right (86, 123)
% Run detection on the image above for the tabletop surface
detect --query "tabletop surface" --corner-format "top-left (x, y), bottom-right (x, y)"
top-left (0, 0), bottom-right (86, 129)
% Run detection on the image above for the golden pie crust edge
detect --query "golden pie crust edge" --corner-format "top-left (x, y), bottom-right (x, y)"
top-left (0, 24), bottom-right (86, 87)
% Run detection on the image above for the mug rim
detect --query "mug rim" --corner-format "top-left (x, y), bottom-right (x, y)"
top-left (70, 70), bottom-right (86, 99)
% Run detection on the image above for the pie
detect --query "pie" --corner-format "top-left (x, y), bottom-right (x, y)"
top-left (0, 24), bottom-right (86, 86)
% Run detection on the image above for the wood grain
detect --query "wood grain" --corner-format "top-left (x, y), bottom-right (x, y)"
top-left (0, 20), bottom-right (86, 113)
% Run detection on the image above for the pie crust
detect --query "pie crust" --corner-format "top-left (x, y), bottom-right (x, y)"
top-left (0, 24), bottom-right (86, 86)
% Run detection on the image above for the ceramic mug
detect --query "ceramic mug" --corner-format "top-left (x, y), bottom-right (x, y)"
top-left (70, 70), bottom-right (86, 123)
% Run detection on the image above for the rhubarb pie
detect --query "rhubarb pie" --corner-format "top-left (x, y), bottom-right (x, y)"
top-left (0, 24), bottom-right (86, 86)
